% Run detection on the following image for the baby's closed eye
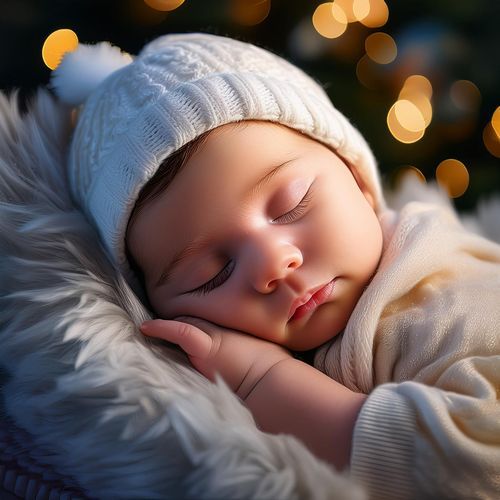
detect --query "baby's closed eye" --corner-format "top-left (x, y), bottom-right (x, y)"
top-left (272, 185), bottom-right (313, 224)
top-left (186, 260), bottom-right (235, 296)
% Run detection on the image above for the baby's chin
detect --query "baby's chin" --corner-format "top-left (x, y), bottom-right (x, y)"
top-left (284, 309), bottom-right (348, 351)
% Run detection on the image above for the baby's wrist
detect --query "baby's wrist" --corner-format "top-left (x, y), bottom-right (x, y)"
top-left (237, 351), bottom-right (292, 401)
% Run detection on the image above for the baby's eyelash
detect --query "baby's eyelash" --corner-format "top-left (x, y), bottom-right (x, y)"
top-left (273, 187), bottom-right (313, 224)
top-left (189, 260), bottom-right (235, 296)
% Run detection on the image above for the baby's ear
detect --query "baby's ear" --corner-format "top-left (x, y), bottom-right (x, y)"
top-left (348, 164), bottom-right (376, 209)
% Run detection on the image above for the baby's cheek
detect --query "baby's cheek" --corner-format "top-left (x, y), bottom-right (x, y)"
top-left (147, 291), bottom-right (186, 320)
top-left (155, 295), bottom-right (227, 326)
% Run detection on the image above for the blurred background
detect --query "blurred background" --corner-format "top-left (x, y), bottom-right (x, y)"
top-left (1, 0), bottom-right (498, 211)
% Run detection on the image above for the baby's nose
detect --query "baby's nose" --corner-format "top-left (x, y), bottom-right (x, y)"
top-left (245, 237), bottom-right (303, 294)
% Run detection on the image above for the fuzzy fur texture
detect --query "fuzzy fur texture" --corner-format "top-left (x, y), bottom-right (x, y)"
top-left (1, 90), bottom-right (499, 500)
top-left (51, 42), bottom-right (133, 106)
top-left (0, 91), bottom-right (364, 499)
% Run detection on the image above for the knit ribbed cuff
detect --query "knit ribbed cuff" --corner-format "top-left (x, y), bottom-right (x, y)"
top-left (350, 385), bottom-right (416, 500)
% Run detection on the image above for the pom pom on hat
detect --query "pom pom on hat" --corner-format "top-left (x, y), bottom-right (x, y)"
top-left (51, 42), bottom-right (133, 106)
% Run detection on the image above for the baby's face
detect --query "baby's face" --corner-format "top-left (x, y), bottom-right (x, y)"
top-left (127, 121), bottom-right (383, 350)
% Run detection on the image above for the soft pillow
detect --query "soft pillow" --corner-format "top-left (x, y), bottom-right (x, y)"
top-left (0, 91), bottom-right (363, 499)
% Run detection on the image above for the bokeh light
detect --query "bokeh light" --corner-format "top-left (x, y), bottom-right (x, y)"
top-left (42, 29), bottom-right (79, 70)
top-left (407, 92), bottom-right (432, 127)
top-left (450, 80), bottom-right (481, 113)
top-left (354, 0), bottom-right (389, 28)
top-left (399, 92), bottom-right (432, 127)
top-left (143, 0), bottom-right (184, 11)
top-left (483, 122), bottom-right (500, 158)
top-left (4, 0), bottom-right (498, 212)
top-left (230, 0), bottom-right (271, 26)
top-left (365, 32), bottom-right (397, 64)
top-left (393, 100), bottom-right (425, 132)
top-left (335, 0), bottom-right (357, 23)
top-left (387, 100), bottom-right (425, 143)
top-left (402, 74), bottom-right (432, 99)
top-left (130, 0), bottom-right (168, 25)
top-left (387, 75), bottom-right (432, 138)
top-left (491, 107), bottom-right (500, 138)
top-left (312, 2), bottom-right (347, 39)
top-left (436, 159), bottom-right (470, 198)
top-left (352, 0), bottom-right (370, 21)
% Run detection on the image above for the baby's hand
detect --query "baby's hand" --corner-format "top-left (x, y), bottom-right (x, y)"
top-left (140, 318), bottom-right (292, 400)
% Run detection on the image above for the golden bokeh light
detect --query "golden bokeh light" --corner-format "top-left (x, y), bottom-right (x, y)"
top-left (483, 122), bottom-right (500, 158)
top-left (387, 101), bottom-right (425, 144)
top-left (354, 0), bottom-right (389, 28)
top-left (388, 76), bottom-right (433, 142)
top-left (42, 29), bottom-right (79, 70)
top-left (352, 0), bottom-right (370, 21)
top-left (402, 74), bottom-right (433, 99)
top-left (365, 32), bottom-right (397, 64)
top-left (435, 159), bottom-right (469, 198)
top-left (143, 0), bottom-right (184, 11)
top-left (450, 80), bottom-right (481, 112)
top-left (491, 107), bottom-right (500, 138)
top-left (312, 2), bottom-right (347, 39)
top-left (397, 75), bottom-right (433, 128)
top-left (130, 0), bottom-right (168, 25)
top-left (231, 0), bottom-right (271, 26)
top-left (335, 0), bottom-right (357, 23)
top-left (398, 89), bottom-right (432, 127)
top-left (394, 99), bottom-right (425, 132)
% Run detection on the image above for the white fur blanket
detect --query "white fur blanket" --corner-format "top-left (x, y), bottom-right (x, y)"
top-left (0, 91), bottom-right (364, 499)
top-left (1, 91), bottom-right (499, 500)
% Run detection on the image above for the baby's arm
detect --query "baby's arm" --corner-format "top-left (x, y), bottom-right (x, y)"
top-left (141, 318), bottom-right (366, 470)
top-left (244, 354), bottom-right (366, 469)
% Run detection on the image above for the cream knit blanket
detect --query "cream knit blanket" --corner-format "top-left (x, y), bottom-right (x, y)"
top-left (315, 202), bottom-right (500, 499)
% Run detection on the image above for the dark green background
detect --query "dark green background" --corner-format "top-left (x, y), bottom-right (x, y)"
top-left (1, 0), bottom-right (498, 210)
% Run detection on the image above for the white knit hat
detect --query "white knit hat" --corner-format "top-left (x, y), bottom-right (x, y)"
top-left (51, 32), bottom-right (384, 290)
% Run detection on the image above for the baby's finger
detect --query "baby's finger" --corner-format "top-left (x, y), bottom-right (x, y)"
top-left (141, 319), bottom-right (212, 359)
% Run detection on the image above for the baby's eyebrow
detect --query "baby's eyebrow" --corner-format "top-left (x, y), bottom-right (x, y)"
top-left (249, 158), bottom-right (297, 196)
